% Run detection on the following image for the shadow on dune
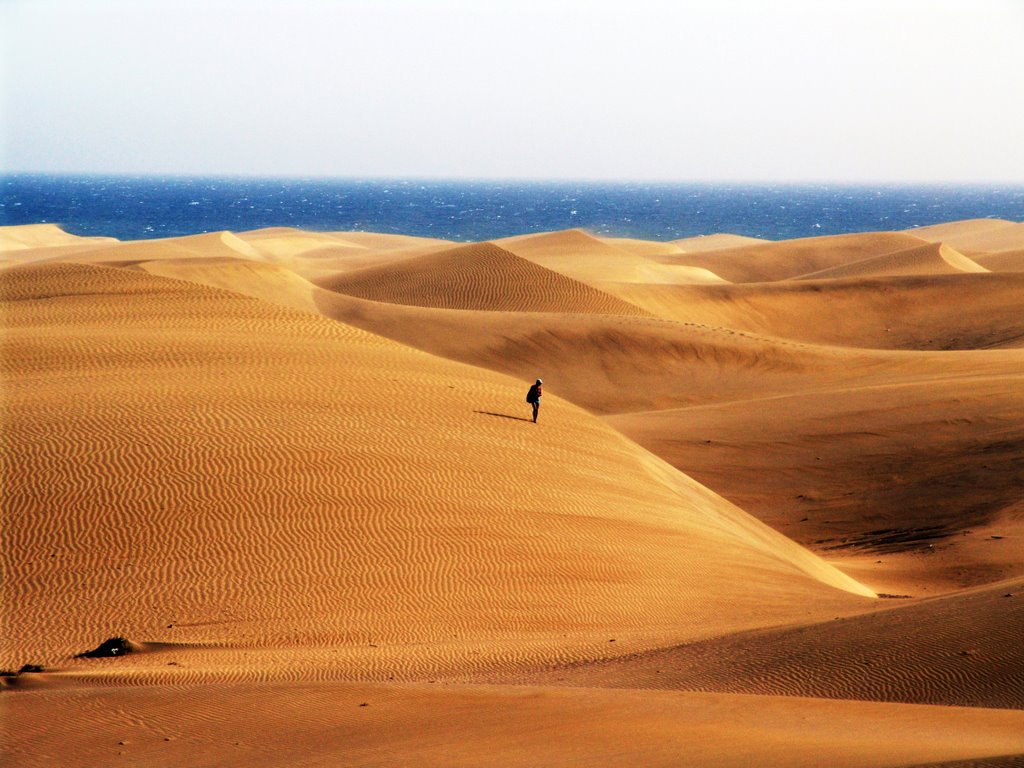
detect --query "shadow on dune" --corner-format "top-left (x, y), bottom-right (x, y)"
top-left (475, 410), bottom-right (533, 423)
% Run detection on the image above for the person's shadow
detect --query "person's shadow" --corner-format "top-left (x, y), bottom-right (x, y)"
top-left (475, 410), bottom-right (533, 423)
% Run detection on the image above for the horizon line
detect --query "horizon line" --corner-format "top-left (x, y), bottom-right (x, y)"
top-left (4, 171), bottom-right (1024, 188)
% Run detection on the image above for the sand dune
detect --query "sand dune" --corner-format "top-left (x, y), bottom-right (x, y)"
top-left (665, 231), bottom-right (930, 283)
top-left (974, 248), bottom-right (1024, 273)
top-left (3, 220), bottom-right (1023, 767)
top-left (321, 230), bottom-right (453, 251)
top-left (670, 232), bottom-right (769, 252)
top-left (2, 260), bottom-right (876, 678)
top-left (139, 256), bottom-right (324, 314)
top-left (793, 241), bottom-right (988, 280)
top-left (608, 372), bottom-right (1024, 593)
top-left (237, 226), bottom-right (450, 254)
top-left (0, 223), bottom-right (118, 252)
top-left (235, 226), bottom-right (373, 259)
top-left (498, 228), bottom-right (724, 284)
top-left (313, 295), bottom-right (867, 413)
top-left (517, 577), bottom-right (1024, 709)
top-left (611, 273), bottom-right (1024, 350)
top-left (908, 219), bottom-right (1024, 253)
top-left (4, 682), bottom-right (1023, 768)
top-left (0, 224), bottom-right (120, 269)
top-left (32, 230), bottom-right (269, 267)
top-left (318, 240), bottom-right (654, 313)
top-left (305, 287), bottom-right (1024, 418)
top-left (598, 235), bottom-right (685, 257)
top-left (235, 227), bottom-right (455, 279)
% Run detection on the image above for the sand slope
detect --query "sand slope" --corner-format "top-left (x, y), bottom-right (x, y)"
top-left (4, 682), bottom-right (1023, 768)
top-left (517, 577), bottom-right (1024, 709)
top-left (793, 241), bottom-right (987, 280)
top-left (974, 249), bottom-right (1024, 273)
top-left (2, 261), bottom-right (876, 678)
top-left (0, 224), bottom-right (120, 269)
top-left (497, 228), bottom-right (724, 284)
top-left (318, 240), bottom-right (653, 314)
top-left (0, 223), bottom-right (118, 253)
top-left (666, 231), bottom-right (930, 283)
top-left (908, 219), bottom-right (1024, 253)
top-left (670, 232), bottom-right (769, 252)
top-left (608, 371), bottom-right (1024, 593)
top-left (611, 273), bottom-right (1024, 350)
top-left (597, 236), bottom-right (685, 257)
top-left (235, 227), bottom-right (455, 279)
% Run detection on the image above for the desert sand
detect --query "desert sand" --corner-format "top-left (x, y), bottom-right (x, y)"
top-left (2, 219), bottom-right (1023, 766)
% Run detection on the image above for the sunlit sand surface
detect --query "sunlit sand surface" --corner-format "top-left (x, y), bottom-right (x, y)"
top-left (2, 220), bottom-right (1023, 766)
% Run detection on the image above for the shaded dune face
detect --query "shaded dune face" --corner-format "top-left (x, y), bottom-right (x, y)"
top-left (318, 240), bottom-right (652, 314)
top-left (1, 262), bottom-right (871, 673)
top-left (608, 374), bottom-right (1024, 549)
top-left (612, 273), bottom-right (1024, 350)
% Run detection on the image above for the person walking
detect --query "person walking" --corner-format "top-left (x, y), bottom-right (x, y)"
top-left (526, 378), bottom-right (543, 423)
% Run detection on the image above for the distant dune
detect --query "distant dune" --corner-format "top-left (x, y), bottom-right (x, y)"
top-left (2, 220), bottom-right (1022, 768)
top-left (665, 231), bottom-right (931, 283)
top-left (907, 219), bottom-right (1024, 253)
top-left (598, 236), bottom-right (685, 257)
top-left (319, 240), bottom-right (653, 314)
top-left (498, 228), bottom-right (724, 284)
top-left (0, 223), bottom-right (118, 252)
top-left (610, 273), bottom-right (1024, 349)
top-left (973, 248), bottom-right (1024, 273)
top-left (792, 241), bottom-right (988, 280)
top-left (670, 232), bottom-right (769, 252)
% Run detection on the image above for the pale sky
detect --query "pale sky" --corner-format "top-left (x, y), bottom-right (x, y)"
top-left (2, 0), bottom-right (1023, 182)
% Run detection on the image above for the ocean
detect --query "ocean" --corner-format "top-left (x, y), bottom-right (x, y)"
top-left (3, 174), bottom-right (1023, 243)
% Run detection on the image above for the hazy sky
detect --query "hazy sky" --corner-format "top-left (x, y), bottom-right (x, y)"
top-left (2, 0), bottom-right (1023, 182)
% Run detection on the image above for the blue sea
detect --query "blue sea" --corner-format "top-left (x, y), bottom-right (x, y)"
top-left (3, 174), bottom-right (1023, 243)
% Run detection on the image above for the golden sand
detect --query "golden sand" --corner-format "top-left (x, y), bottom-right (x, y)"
top-left (2, 221), bottom-right (1023, 766)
